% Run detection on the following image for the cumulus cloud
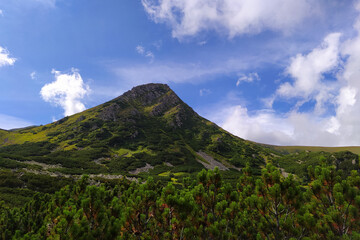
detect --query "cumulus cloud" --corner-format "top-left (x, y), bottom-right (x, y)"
top-left (0, 46), bottom-right (16, 67)
top-left (207, 8), bottom-right (360, 146)
top-left (213, 105), bottom-right (342, 146)
top-left (277, 33), bottom-right (341, 99)
top-left (0, 114), bottom-right (32, 130)
top-left (236, 72), bottom-right (260, 86)
top-left (142, 0), bottom-right (314, 39)
top-left (40, 69), bottom-right (91, 116)
top-left (220, 106), bottom-right (294, 145)
top-left (212, 32), bottom-right (344, 145)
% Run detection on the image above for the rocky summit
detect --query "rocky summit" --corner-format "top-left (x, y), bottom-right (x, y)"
top-left (99, 84), bottom-right (190, 127)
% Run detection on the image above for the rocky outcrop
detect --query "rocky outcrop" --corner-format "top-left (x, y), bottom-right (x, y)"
top-left (99, 103), bottom-right (121, 121)
top-left (97, 83), bottom-right (197, 128)
top-left (119, 83), bottom-right (171, 106)
top-left (168, 106), bottom-right (188, 128)
top-left (150, 91), bottom-right (181, 116)
top-left (99, 103), bottom-right (141, 122)
top-left (99, 84), bottom-right (179, 121)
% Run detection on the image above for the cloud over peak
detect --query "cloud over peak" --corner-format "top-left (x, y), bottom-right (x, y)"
top-left (40, 69), bottom-right (91, 116)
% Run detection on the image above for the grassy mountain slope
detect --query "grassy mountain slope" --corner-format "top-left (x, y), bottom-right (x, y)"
top-left (1, 83), bottom-right (359, 207)
top-left (0, 84), bottom-right (359, 205)
top-left (267, 145), bottom-right (360, 155)
top-left (0, 84), bottom-right (277, 180)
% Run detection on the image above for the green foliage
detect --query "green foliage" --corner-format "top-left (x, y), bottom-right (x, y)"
top-left (0, 157), bottom-right (27, 169)
top-left (274, 151), bottom-right (360, 181)
top-left (2, 166), bottom-right (360, 239)
top-left (3, 84), bottom-right (360, 238)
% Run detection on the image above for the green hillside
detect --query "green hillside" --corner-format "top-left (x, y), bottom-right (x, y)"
top-left (0, 83), bottom-right (359, 208)
top-left (267, 145), bottom-right (360, 155)
top-left (0, 84), bottom-right (281, 205)
top-left (2, 84), bottom-right (360, 239)
top-left (0, 84), bottom-right (276, 175)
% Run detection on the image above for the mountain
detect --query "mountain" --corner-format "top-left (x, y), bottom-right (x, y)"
top-left (3, 84), bottom-right (360, 239)
top-left (0, 84), bottom-right (276, 178)
top-left (1, 83), bottom-right (359, 207)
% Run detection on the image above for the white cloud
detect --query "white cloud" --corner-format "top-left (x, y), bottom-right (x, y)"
top-left (30, 71), bottom-right (36, 80)
top-left (277, 33), bottom-right (341, 99)
top-left (0, 114), bottom-right (32, 130)
top-left (0, 46), bottom-right (16, 67)
top-left (136, 45), bottom-right (145, 55)
top-left (136, 45), bottom-right (155, 62)
top-left (200, 88), bottom-right (211, 96)
top-left (210, 105), bottom-right (294, 145)
top-left (275, 32), bottom-right (342, 115)
top-left (40, 69), bottom-right (91, 116)
top-left (0, 10), bottom-right (3, 16)
top-left (206, 8), bottom-right (360, 146)
top-left (236, 72), bottom-right (260, 86)
top-left (142, 0), bottom-right (314, 39)
top-left (206, 104), bottom-right (342, 146)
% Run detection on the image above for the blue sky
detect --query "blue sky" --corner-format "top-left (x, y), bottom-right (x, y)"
top-left (2, 0), bottom-right (360, 146)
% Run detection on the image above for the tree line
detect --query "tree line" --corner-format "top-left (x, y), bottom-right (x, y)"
top-left (1, 164), bottom-right (360, 239)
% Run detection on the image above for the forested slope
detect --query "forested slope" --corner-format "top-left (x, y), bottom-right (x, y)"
top-left (2, 165), bottom-right (360, 239)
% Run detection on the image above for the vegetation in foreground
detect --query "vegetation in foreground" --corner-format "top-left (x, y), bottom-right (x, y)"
top-left (1, 84), bottom-right (360, 239)
top-left (1, 164), bottom-right (360, 240)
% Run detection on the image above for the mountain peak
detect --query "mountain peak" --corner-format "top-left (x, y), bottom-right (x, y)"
top-left (127, 83), bottom-right (170, 93)
top-left (98, 83), bottom-right (189, 126)
top-left (117, 83), bottom-right (172, 106)
top-left (0, 82), bottom-right (276, 184)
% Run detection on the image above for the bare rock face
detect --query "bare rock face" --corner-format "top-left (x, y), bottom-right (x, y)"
top-left (169, 105), bottom-right (188, 128)
top-left (119, 83), bottom-right (171, 106)
top-left (150, 91), bottom-right (181, 116)
top-left (99, 103), bottom-right (121, 121)
top-left (97, 83), bottom-right (195, 128)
